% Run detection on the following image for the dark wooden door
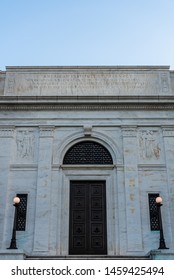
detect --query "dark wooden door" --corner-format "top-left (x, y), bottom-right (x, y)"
top-left (69, 181), bottom-right (107, 255)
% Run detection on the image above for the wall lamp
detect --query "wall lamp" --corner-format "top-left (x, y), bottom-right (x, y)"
top-left (7, 196), bottom-right (20, 249)
top-left (156, 196), bottom-right (169, 250)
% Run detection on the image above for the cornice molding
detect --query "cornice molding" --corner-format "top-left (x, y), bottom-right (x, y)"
top-left (1, 95), bottom-right (174, 111)
top-left (59, 164), bottom-right (115, 170)
top-left (138, 164), bottom-right (166, 170)
top-left (6, 65), bottom-right (170, 71)
top-left (1, 95), bottom-right (174, 102)
top-left (10, 164), bottom-right (38, 171)
top-left (1, 103), bottom-right (174, 111)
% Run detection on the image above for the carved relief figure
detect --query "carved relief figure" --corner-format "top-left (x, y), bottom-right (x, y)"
top-left (139, 130), bottom-right (160, 160)
top-left (16, 130), bottom-right (35, 160)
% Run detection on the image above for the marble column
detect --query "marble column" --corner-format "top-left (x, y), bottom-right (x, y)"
top-left (33, 126), bottom-right (54, 252)
top-left (122, 127), bottom-right (143, 252)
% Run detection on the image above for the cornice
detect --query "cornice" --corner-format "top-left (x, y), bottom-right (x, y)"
top-left (5, 65), bottom-right (170, 72)
top-left (1, 95), bottom-right (174, 111)
top-left (1, 95), bottom-right (174, 102)
top-left (1, 104), bottom-right (174, 111)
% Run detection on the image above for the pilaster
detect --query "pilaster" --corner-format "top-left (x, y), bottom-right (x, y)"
top-left (162, 127), bottom-right (174, 248)
top-left (0, 127), bottom-right (14, 248)
top-left (33, 126), bottom-right (54, 252)
top-left (122, 127), bottom-right (143, 252)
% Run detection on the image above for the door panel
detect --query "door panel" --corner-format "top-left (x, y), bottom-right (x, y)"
top-left (69, 181), bottom-right (107, 255)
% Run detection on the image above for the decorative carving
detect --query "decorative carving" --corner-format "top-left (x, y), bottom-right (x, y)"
top-left (162, 128), bottom-right (174, 137)
top-left (39, 127), bottom-right (54, 137)
top-left (139, 130), bottom-right (160, 160)
top-left (91, 237), bottom-right (103, 248)
top-left (0, 128), bottom-right (14, 137)
top-left (122, 127), bottom-right (137, 137)
top-left (83, 125), bottom-right (92, 136)
top-left (16, 130), bottom-right (35, 160)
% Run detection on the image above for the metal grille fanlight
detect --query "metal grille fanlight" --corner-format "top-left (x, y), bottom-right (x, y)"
top-left (148, 193), bottom-right (160, 231)
top-left (63, 141), bottom-right (113, 165)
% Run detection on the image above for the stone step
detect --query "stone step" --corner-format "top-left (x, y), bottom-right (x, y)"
top-left (25, 255), bottom-right (151, 260)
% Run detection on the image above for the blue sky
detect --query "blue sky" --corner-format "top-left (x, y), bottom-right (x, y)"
top-left (1, 0), bottom-right (174, 70)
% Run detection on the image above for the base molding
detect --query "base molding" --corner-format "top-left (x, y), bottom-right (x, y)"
top-left (150, 250), bottom-right (174, 260)
top-left (1, 250), bottom-right (174, 260)
top-left (0, 249), bottom-right (26, 260)
top-left (25, 255), bottom-right (151, 260)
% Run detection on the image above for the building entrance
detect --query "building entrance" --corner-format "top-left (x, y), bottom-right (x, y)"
top-left (69, 180), bottom-right (107, 255)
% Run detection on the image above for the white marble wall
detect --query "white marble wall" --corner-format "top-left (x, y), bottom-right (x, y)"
top-left (0, 122), bottom-right (174, 257)
top-left (0, 66), bottom-right (174, 258)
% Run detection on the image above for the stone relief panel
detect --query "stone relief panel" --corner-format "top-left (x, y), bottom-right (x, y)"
top-left (15, 129), bottom-right (38, 163)
top-left (139, 129), bottom-right (161, 161)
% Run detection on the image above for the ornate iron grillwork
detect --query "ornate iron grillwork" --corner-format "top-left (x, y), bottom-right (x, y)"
top-left (63, 141), bottom-right (113, 164)
top-left (148, 193), bottom-right (160, 231)
top-left (16, 194), bottom-right (28, 231)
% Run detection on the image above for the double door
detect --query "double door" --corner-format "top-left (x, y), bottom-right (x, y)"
top-left (69, 181), bottom-right (107, 255)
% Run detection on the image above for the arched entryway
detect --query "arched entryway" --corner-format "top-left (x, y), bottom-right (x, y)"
top-left (63, 140), bottom-right (113, 255)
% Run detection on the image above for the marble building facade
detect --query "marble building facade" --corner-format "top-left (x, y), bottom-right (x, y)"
top-left (0, 66), bottom-right (174, 259)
